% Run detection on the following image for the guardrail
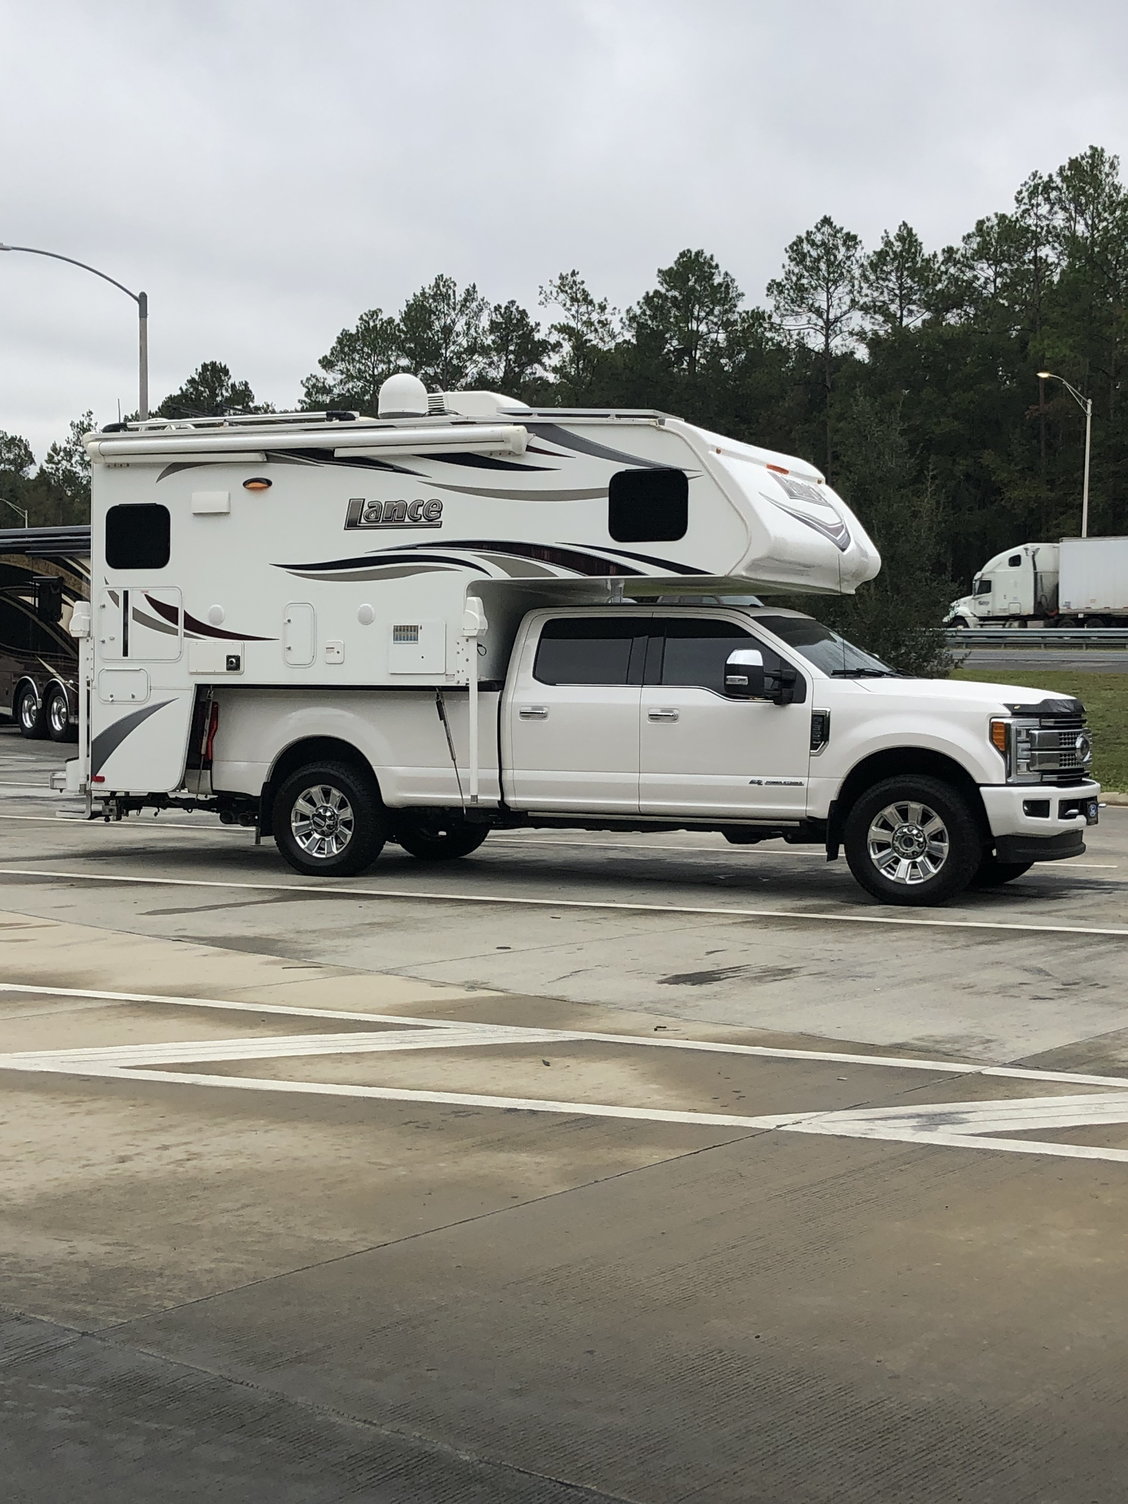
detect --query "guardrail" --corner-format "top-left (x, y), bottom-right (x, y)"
top-left (944, 628), bottom-right (1128, 649)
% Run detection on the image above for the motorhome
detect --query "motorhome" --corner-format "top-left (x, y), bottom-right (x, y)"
top-left (947, 538), bottom-right (1128, 628)
top-left (0, 526), bottom-right (88, 740)
top-left (62, 376), bottom-right (1100, 906)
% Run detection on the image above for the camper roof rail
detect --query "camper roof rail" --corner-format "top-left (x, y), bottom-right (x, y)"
top-left (101, 410), bottom-right (363, 435)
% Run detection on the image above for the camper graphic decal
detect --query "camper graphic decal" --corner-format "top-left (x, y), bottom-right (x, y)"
top-left (768, 474), bottom-right (852, 553)
top-left (274, 541), bottom-right (705, 582)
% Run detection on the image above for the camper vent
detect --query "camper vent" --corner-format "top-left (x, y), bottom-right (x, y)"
top-left (392, 624), bottom-right (421, 644)
top-left (427, 394), bottom-right (449, 416)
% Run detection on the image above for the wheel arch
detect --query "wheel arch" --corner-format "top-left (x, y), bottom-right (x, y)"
top-left (259, 736), bottom-right (382, 837)
top-left (828, 748), bottom-right (990, 853)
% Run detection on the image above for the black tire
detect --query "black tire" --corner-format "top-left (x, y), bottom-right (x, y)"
top-left (968, 855), bottom-right (1033, 888)
top-left (15, 683), bottom-right (46, 739)
top-left (273, 760), bottom-right (386, 878)
top-left (843, 775), bottom-right (983, 907)
top-left (395, 812), bottom-right (489, 861)
top-left (45, 686), bottom-right (74, 743)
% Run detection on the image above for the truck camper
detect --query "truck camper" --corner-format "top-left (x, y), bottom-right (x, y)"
top-left (1, 525), bottom-right (89, 740)
top-left (62, 375), bottom-right (1100, 906)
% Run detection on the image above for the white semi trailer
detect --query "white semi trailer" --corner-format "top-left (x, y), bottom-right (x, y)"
top-left (60, 376), bottom-right (1100, 907)
top-left (947, 537), bottom-right (1128, 628)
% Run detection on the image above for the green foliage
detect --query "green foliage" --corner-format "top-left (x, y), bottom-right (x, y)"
top-left (157, 362), bottom-right (263, 419)
top-left (41, 411), bottom-right (94, 519)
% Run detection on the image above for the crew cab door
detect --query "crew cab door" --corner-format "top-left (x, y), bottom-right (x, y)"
top-left (504, 614), bottom-right (648, 812)
top-left (640, 617), bottom-right (812, 820)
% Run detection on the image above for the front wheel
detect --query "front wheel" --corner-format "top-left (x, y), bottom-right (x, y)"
top-left (15, 684), bottom-right (45, 739)
top-left (273, 761), bottom-right (387, 877)
top-left (843, 776), bottom-right (983, 906)
top-left (394, 812), bottom-right (489, 861)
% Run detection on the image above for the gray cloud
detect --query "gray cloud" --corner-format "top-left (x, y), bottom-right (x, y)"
top-left (2, 0), bottom-right (1126, 456)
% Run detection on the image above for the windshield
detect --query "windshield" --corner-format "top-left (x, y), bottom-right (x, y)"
top-left (755, 615), bottom-right (897, 676)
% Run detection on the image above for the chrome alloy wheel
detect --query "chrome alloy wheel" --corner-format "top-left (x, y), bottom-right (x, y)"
top-left (866, 800), bottom-right (950, 886)
top-left (290, 783), bottom-right (356, 860)
top-left (48, 693), bottom-right (69, 737)
top-left (19, 690), bottom-right (40, 732)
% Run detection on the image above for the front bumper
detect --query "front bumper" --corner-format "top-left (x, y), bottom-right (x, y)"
top-left (980, 778), bottom-right (1100, 863)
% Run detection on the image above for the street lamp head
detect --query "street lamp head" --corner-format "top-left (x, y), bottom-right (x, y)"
top-left (0, 243), bottom-right (12, 252)
top-left (1037, 370), bottom-right (1054, 379)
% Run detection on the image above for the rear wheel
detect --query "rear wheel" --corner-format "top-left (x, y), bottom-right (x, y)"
top-left (273, 761), bottom-right (386, 877)
top-left (45, 686), bottom-right (73, 742)
top-left (395, 812), bottom-right (489, 861)
top-left (844, 775), bottom-right (982, 906)
top-left (15, 684), bottom-right (45, 739)
top-left (969, 854), bottom-right (1033, 888)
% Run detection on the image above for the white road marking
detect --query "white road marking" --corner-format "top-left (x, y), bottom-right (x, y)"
top-left (5, 982), bottom-right (1128, 1163)
top-left (5, 981), bottom-right (1128, 1087)
top-left (3, 864), bottom-right (1128, 938)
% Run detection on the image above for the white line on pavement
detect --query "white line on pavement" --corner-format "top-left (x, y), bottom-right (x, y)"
top-left (2, 865), bottom-right (1128, 938)
top-left (4, 981), bottom-right (1128, 1087)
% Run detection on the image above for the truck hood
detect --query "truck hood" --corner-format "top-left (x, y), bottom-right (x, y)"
top-left (840, 676), bottom-right (1079, 712)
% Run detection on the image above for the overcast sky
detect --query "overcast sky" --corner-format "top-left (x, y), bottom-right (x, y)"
top-left (2, 0), bottom-right (1126, 462)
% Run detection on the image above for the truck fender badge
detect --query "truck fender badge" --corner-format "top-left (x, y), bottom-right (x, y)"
top-left (747, 778), bottom-right (804, 786)
top-left (345, 497), bottom-right (443, 529)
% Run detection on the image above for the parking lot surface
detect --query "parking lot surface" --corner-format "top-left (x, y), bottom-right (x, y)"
top-left (4, 724), bottom-right (1128, 1502)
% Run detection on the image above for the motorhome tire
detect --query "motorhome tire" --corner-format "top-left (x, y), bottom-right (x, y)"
top-left (969, 855), bottom-right (1033, 888)
top-left (45, 687), bottom-right (73, 742)
top-left (843, 776), bottom-right (982, 906)
top-left (273, 761), bottom-right (386, 877)
top-left (394, 813), bottom-right (489, 861)
top-left (15, 684), bottom-right (46, 739)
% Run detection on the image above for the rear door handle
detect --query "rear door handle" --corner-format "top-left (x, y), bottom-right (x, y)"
top-left (647, 708), bottom-right (679, 722)
top-left (519, 705), bottom-right (549, 719)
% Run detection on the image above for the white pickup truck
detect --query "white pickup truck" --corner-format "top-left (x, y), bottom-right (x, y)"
top-left (203, 602), bottom-right (1100, 907)
top-left (67, 388), bottom-right (1100, 908)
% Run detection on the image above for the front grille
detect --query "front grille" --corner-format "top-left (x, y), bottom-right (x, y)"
top-left (1030, 715), bottom-right (1092, 785)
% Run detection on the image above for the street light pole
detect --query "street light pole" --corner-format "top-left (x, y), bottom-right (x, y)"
top-left (0, 243), bottom-right (149, 420)
top-left (1, 496), bottom-right (30, 527)
top-left (1037, 370), bottom-right (1093, 539)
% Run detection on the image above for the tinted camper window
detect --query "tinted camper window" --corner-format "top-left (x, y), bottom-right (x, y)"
top-left (608, 468), bottom-right (688, 543)
top-left (106, 504), bottom-right (170, 570)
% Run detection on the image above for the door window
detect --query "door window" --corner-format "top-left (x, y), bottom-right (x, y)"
top-left (656, 618), bottom-right (791, 697)
top-left (533, 616), bottom-right (649, 686)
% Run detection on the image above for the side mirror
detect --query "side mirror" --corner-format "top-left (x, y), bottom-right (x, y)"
top-left (764, 663), bottom-right (799, 705)
top-left (724, 648), bottom-right (766, 699)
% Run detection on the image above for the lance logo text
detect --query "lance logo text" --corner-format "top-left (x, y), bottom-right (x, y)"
top-left (345, 497), bottom-right (444, 529)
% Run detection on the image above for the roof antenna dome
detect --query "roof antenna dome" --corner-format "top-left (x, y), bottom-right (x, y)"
top-left (378, 372), bottom-right (429, 417)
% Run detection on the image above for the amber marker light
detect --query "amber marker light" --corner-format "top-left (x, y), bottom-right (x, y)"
top-left (989, 719), bottom-right (1009, 755)
top-left (243, 477), bottom-right (271, 491)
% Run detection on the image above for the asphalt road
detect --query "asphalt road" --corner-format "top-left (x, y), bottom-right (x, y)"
top-left (4, 725), bottom-right (1128, 1503)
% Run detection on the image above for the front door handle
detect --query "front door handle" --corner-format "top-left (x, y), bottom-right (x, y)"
top-left (647, 708), bottom-right (679, 722)
top-left (519, 705), bottom-right (549, 719)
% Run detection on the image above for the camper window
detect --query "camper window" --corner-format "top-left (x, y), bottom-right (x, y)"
top-left (533, 616), bottom-right (648, 686)
top-left (106, 504), bottom-right (171, 571)
top-left (608, 468), bottom-right (688, 543)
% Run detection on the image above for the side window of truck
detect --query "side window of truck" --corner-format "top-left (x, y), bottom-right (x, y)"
top-left (533, 617), bottom-right (648, 686)
top-left (656, 618), bottom-right (786, 697)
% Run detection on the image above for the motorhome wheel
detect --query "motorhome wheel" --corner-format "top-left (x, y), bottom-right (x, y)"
top-left (273, 761), bottom-right (387, 877)
top-left (15, 684), bottom-right (46, 739)
top-left (45, 687), bottom-right (73, 743)
top-left (843, 775), bottom-right (981, 906)
top-left (395, 813), bottom-right (489, 861)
